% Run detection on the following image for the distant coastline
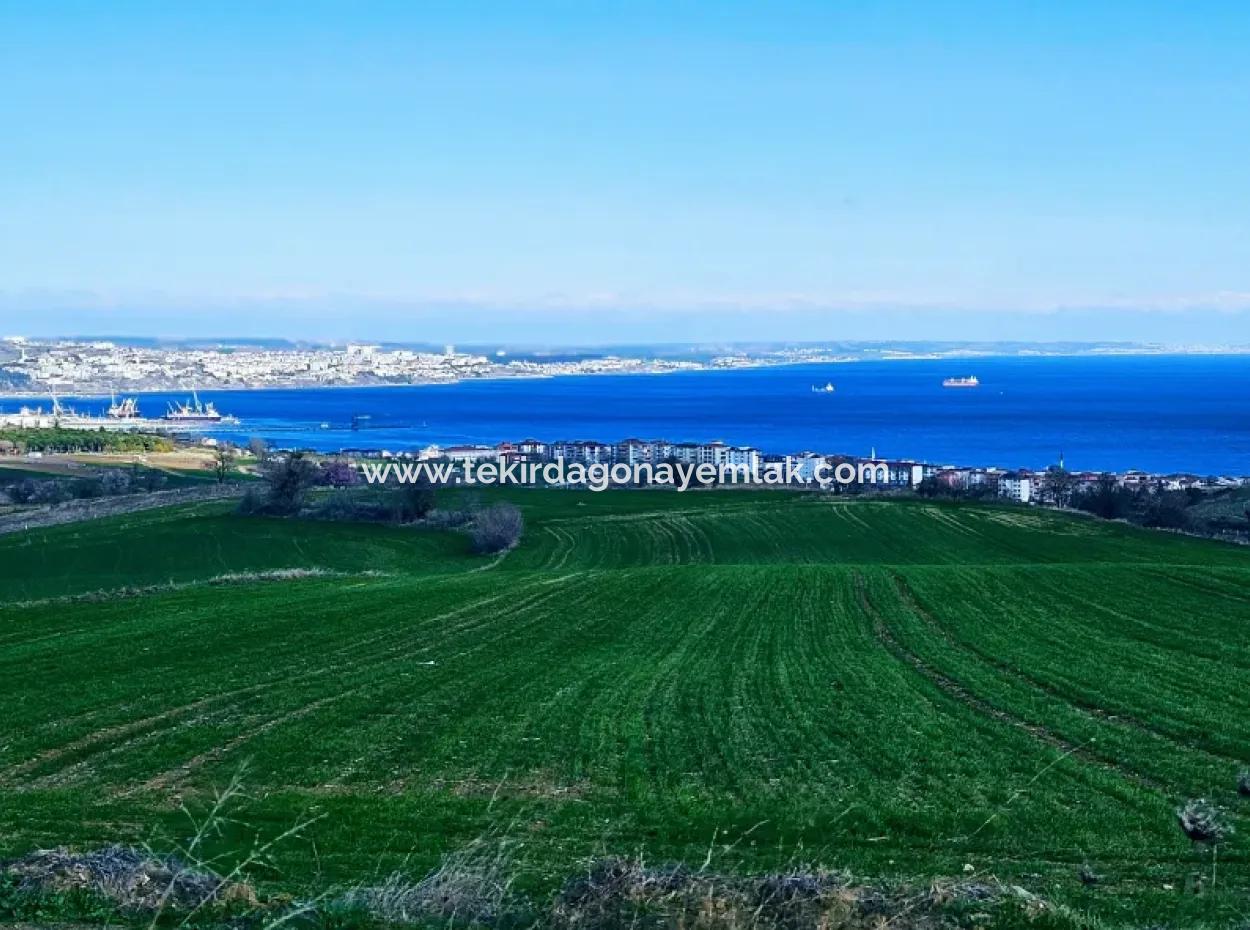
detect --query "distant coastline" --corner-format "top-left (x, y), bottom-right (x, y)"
top-left (4, 338), bottom-right (1250, 397)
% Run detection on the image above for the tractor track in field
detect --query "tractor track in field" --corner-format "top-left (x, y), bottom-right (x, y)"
top-left (1023, 570), bottom-right (1250, 674)
top-left (541, 526), bottom-right (577, 569)
top-left (853, 573), bottom-right (1164, 791)
top-left (129, 688), bottom-right (366, 794)
top-left (1142, 566), bottom-right (1250, 606)
top-left (0, 681), bottom-right (280, 786)
top-left (22, 706), bottom-right (245, 790)
top-left (890, 574), bottom-right (1250, 769)
top-left (0, 584), bottom-right (521, 784)
top-left (9, 575), bottom-right (593, 793)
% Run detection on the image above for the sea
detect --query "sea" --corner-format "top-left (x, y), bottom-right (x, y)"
top-left (5, 354), bottom-right (1249, 475)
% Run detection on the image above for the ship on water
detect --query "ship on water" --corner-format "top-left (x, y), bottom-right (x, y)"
top-left (811, 382), bottom-right (835, 393)
top-left (107, 392), bottom-right (142, 419)
top-left (163, 390), bottom-right (240, 425)
top-left (0, 389), bottom-right (238, 431)
top-left (942, 376), bottom-right (980, 388)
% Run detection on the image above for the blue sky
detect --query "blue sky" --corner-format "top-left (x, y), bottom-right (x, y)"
top-left (2, 1), bottom-right (1249, 343)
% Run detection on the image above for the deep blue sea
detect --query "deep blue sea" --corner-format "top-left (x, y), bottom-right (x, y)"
top-left (6, 355), bottom-right (1250, 474)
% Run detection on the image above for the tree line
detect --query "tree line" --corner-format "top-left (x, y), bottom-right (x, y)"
top-left (0, 428), bottom-right (174, 453)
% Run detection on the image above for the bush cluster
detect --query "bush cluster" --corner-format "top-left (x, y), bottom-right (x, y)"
top-left (239, 454), bottom-right (525, 553)
top-left (3, 468), bottom-right (168, 506)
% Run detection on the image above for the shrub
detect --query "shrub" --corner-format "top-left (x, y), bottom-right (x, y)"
top-left (427, 507), bottom-right (474, 529)
top-left (551, 858), bottom-right (1038, 930)
top-left (236, 486), bottom-right (266, 515)
top-left (32, 480), bottom-right (71, 506)
top-left (1177, 798), bottom-right (1230, 845)
top-left (99, 469), bottom-right (132, 496)
top-left (309, 491), bottom-right (394, 523)
top-left (344, 840), bottom-right (520, 927)
top-left (1, 845), bottom-right (255, 915)
top-left (1237, 769), bottom-right (1250, 798)
top-left (471, 502), bottom-right (524, 554)
top-left (310, 493), bottom-right (368, 522)
top-left (394, 480), bottom-right (437, 522)
top-left (70, 477), bottom-right (105, 499)
top-left (6, 478), bottom-right (40, 504)
top-left (132, 466), bottom-right (167, 492)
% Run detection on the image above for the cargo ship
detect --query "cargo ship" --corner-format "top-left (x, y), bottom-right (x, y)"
top-left (942, 376), bottom-right (980, 388)
top-left (0, 389), bottom-right (239, 431)
top-left (162, 390), bottom-right (239, 425)
top-left (4, 395), bottom-right (149, 430)
top-left (107, 392), bottom-right (142, 419)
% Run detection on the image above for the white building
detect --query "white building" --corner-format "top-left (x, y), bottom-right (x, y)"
top-left (998, 472), bottom-right (1033, 503)
top-left (723, 446), bottom-right (761, 472)
top-left (443, 445), bottom-right (499, 463)
top-left (791, 453), bottom-right (827, 483)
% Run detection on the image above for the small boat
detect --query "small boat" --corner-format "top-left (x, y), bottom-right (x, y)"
top-left (811, 382), bottom-right (836, 393)
top-left (942, 376), bottom-right (980, 388)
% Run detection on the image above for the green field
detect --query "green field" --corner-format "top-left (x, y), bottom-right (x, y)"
top-left (2, 491), bottom-right (1248, 927)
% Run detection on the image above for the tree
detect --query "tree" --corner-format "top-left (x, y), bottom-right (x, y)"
top-left (247, 436), bottom-right (270, 462)
top-left (260, 451), bottom-right (320, 515)
top-left (320, 458), bottom-right (360, 488)
top-left (214, 444), bottom-right (236, 483)
top-left (470, 502), bottom-right (524, 553)
top-left (1141, 490), bottom-right (1192, 530)
top-left (916, 476), bottom-right (947, 498)
top-left (1073, 473), bottom-right (1131, 519)
top-left (1040, 467), bottom-right (1074, 507)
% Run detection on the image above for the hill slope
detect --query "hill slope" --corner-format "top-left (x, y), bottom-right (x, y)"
top-left (1, 492), bottom-right (1247, 928)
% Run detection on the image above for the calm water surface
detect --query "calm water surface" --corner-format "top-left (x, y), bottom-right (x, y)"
top-left (6, 355), bottom-right (1249, 474)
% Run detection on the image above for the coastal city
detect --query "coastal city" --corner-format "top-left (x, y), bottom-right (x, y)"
top-left (1, 336), bottom-right (1217, 395)
top-left (0, 336), bottom-right (858, 392)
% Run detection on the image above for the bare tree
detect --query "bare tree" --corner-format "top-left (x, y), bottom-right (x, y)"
top-left (1041, 467), bottom-right (1074, 507)
top-left (213, 444), bottom-right (236, 484)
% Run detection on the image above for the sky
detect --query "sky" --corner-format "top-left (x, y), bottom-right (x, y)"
top-left (2, 1), bottom-right (1250, 344)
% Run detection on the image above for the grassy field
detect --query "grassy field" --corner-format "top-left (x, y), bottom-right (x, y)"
top-left (1, 491), bottom-right (1248, 927)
